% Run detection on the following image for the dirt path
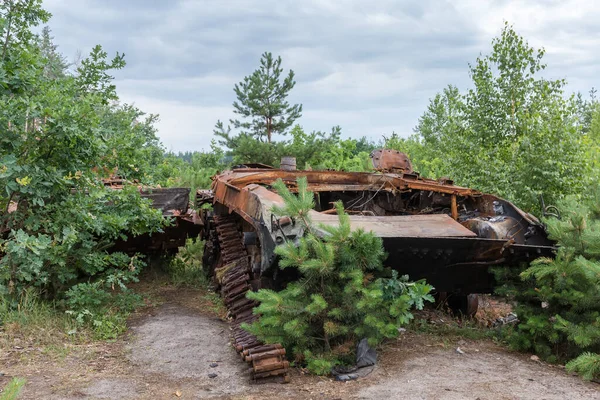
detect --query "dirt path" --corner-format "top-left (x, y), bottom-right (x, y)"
top-left (359, 345), bottom-right (599, 400)
top-left (2, 289), bottom-right (598, 400)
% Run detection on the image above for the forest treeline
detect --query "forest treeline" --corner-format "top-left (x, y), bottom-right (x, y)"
top-left (0, 1), bottom-right (599, 380)
top-left (166, 24), bottom-right (599, 215)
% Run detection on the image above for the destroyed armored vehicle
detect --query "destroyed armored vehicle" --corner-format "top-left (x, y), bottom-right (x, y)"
top-left (196, 149), bottom-right (555, 381)
top-left (102, 177), bottom-right (201, 252)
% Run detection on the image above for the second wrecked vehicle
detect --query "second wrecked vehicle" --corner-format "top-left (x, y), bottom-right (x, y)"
top-left (197, 149), bottom-right (555, 381)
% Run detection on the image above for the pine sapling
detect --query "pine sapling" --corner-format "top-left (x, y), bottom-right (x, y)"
top-left (244, 177), bottom-right (434, 374)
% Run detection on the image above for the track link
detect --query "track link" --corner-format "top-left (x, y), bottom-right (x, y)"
top-left (213, 215), bottom-right (290, 382)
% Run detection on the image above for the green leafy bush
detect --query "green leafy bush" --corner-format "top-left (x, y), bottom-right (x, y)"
top-left (244, 178), bottom-right (433, 374)
top-left (0, 1), bottom-right (166, 333)
top-left (406, 24), bottom-right (590, 213)
top-left (168, 237), bottom-right (207, 286)
top-left (64, 278), bottom-right (143, 340)
top-left (0, 187), bottom-right (164, 300)
top-left (495, 188), bottom-right (600, 380)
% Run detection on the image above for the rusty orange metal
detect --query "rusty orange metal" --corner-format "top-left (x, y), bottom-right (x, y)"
top-left (194, 150), bottom-right (558, 378)
top-left (311, 213), bottom-right (477, 238)
top-left (200, 151), bottom-right (555, 299)
top-left (370, 149), bottom-right (413, 173)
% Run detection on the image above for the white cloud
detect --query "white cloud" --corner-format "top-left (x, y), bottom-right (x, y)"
top-left (366, 13), bottom-right (399, 26)
top-left (43, 0), bottom-right (600, 153)
top-left (118, 93), bottom-right (231, 152)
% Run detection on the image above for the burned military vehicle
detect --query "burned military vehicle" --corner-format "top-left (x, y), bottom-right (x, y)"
top-left (102, 177), bottom-right (202, 252)
top-left (196, 149), bottom-right (555, 381)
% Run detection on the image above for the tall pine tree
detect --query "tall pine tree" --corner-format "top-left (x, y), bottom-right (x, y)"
top-left (215, 52), bottom-right (302, 145)
top-left (37, 26), bottom-right (68, 79)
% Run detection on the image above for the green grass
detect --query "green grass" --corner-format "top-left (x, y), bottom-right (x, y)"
top-left (168, 238), bottom-right (209, 287)
top-left (0, 287), bottom-right (134, 355)
top-left (0, 378), bottom-right (26, 400)
top-left (409, 315), bottom-right (493, 343)
top-left (166, 238), bottom-right (227, 317)
top-left (0, 289), bottom-right (87, 351)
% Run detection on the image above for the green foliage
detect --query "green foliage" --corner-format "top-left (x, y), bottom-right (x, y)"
top-left (318, 138), bottom-right (372, 172)
top-left (64, 279), bottom-right (142, 339)
top-left (216, 52), bottom-right (302, 144)
top-left (0, 288), bottom-right (90, 350)
top-left (97, 104), bottom-right (165, 183)
top-left (0, 186), bottom-right (164, 297)
top-left (0, 377), bottom-right (26, 400)
top-left (381, 271), bottom-right (435, 310)
top-left (212, 122), bottom-right (374, 171)
top-left (495, 189), bottom-right (600, 380)
top-left (583, 100), bottom-right (600, 186)
top-left (409, 23), bottom-right (589, 212)
top-left (270, 177), bottom-right (315, 227)
top-left (168, 237), bottom-right (208, 286)
top-left (212, 52), bottom-right (374, 170)
top-left (566, 353), bottom-right (600, 381)
top-left (383, 133), bottom-right (445, 179)
top-left (64, 275), bottom-right (144, 340)
top-left (0, 1), bottom-right (166, 334)
top-left (244, 178), bottom-right (433, 374)
top-left (159, 142), bottom-right (226, 194)
top-left (37, 26), bottom-right (68, 79)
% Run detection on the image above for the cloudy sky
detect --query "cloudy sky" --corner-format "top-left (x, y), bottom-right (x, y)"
top-left (43, 0), bottom-right (599, 152)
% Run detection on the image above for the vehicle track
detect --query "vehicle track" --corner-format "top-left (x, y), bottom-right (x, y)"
top-left (213, 214), bottom-right (290, 382)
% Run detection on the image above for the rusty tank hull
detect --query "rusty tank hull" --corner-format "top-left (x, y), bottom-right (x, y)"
top-left (198, 150), bottom-right (555, 381)
top-left (200, 156), bottom-right (553, 289)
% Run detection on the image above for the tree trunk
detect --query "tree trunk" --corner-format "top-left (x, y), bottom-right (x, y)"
top-left (2, 0), bottom-right (15, 61)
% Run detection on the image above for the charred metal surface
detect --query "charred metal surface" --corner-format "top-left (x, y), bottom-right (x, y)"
top-left (102, 176), bottom-right (127, 188)
top-left (312, 214), bottom-right (477, 238)
top-left (196, 189), bottom-right (215, 208)
top-left (103, 181), bottom-right (202, 253)
top-left (140, 187), bottom-right (191, 216)
top-left (200, 148), bottom-right (555, 298)
top-left (112, 217), bottom-right (201, 253)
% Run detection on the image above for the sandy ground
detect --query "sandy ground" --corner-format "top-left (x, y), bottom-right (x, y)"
top-left (1, 288), bottom-right (599, 400)
top-left (358, 346), bottom-right (599, 400)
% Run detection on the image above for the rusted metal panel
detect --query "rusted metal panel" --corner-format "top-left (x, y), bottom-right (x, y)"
top-left (219, 170), bottom-right (479, 197)
top-left (202, 148), bottom-right (555, 297)
top-left (232, 163), bottom-right (274, 169)
top-left (140, 187), bottom-right (190, 215)
top-left (311, 214), bottom-right (478, 238)
top-left (370, 149), bottom-right (413, 173)
top-left (101, 176), bottom-right (191, 216)
top-left (104, 184), bottom-right (200, 253)
top-left (112, 217), bottom-right (202, 253)
top-left (451, 194), bottom-right (458, 220)
top-left (102, 177), bottom-right (126, 189)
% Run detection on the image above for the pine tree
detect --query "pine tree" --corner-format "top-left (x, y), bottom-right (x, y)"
top-left (566, 353), bottom-right (600, 381)
top-left (495, 187), bottom-right (600, 380)
top-left (215, 52), bottom-right (302, 145)
top-left (244, 177), bottom-right (434, 374)
top-left (37, 26), bottom-right (69, 79)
